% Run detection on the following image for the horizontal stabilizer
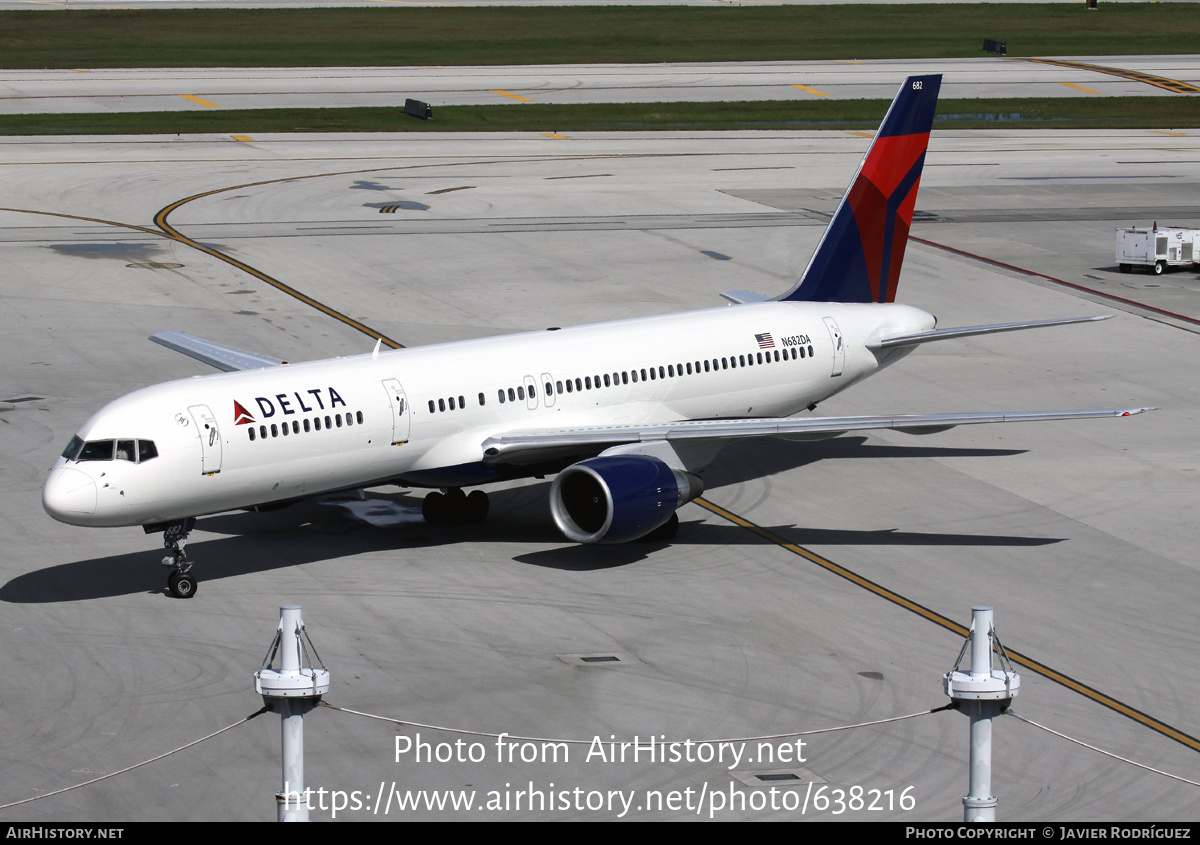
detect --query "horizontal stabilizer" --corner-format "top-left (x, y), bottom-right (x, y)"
top-left (720, 290), bottom-right (771, 305)
top-left (482, 407), bottom-right (1153, 465)
top-left (150, 331), bottom-right (285, 372)
top-left (870, 315), bottom-right (1112, 350)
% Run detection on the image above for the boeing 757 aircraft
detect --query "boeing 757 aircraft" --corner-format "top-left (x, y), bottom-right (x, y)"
top-left (42, 75), bottom-right (1150, 598)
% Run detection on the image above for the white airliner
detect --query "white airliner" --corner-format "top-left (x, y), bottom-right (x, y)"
top-left (42, 75), bottom-right (1150, 598)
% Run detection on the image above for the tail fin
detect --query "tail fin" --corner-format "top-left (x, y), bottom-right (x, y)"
top-left (776, 74), bottom-right (941, 304)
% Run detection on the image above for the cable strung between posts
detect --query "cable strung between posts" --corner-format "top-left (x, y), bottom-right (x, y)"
top-left (1006, 711), bottom-right (1200, 788)
top-left (0, 707), bottom-right (270, 810)
top-left (324, 700), bottom-right (956, 746)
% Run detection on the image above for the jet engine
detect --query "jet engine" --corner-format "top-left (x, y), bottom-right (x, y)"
top-left (549, 455), bottom-right (704, 544)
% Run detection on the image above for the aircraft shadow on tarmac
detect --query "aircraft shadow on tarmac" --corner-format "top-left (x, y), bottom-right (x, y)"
top-left (6, 439), bottom-right (1060, 602)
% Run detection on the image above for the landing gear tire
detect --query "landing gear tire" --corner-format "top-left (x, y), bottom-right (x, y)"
top-left (638, 512), bottom-right (679, 544)
top-left (422, 491), bottom-right (447, 524)
top-left (423, 489), bottom-right (489, 525)
top-left (168, 570), bottom-right (198, 599)
top-left (466, 490), bottom-right (489, 523)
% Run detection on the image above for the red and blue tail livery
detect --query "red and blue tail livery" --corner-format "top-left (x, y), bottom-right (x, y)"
top-left (779, 74), bottom-right (942, 304)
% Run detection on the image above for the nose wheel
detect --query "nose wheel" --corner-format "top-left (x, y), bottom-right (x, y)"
top-left (161, 518), bottom-right (198, 598)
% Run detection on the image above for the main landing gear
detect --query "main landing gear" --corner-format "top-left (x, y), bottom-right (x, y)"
top-left (160, 517), bottom-right (198, 598)
top-left (422, 489), bottom-right (489, 525)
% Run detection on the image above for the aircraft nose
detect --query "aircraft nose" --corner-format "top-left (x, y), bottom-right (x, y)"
top-left (43, 466), bottom-right (97, 525)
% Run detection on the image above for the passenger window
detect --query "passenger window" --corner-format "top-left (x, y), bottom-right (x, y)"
top-left (517, 386), bottom-right (525, 400)
top-left (249, 428), bottom-right (256, 442)
top-left (282, 422), bottom-right (289, 436)
top-left (357, 411), bottom-right (364, 424)
top-left (527, 386), bottom-right (535, 399)
top-left (631, 370), bottom-right (638, 383)
top-left (604, 374), bottom-right (611, 387)
top-left (344, 413), bottom-right (352, 426)
top-left (498, 389), bottom-right (506, 403)
top-left (545, 382), bottom-right (553, 395)
top-left (479, 393), bottom-right (486, 406)
top-left (721, 358), bottom-right (728, 369)
top-left (271, 424), bottom-right (278, 437)
top-left (324, 416), bottom-right (332, 429)
top-left (658, 366), bottom-right (664, 379)
top-left (304, 419), bottom-right (311, 432)
top-left (774, 350), bottom-right (780, 362)
top-left (293, 421), bottom-right (300, 434)
top-left (565, 380), bottom-right (573, 393)
top-left (574, 378), bottom-right (582, 392)
top-left (314, 418), bottom-right (322, 431)
top-left (508, 388), bottom-right (516, 402)
top-left (585, 376), bottom-right (592, 390)
top-left (621, 372), bottom-right (628, 385)
top-left (556, 381), bottom-right (563, 394)
top-left (335, 415), bottom-right (342, 428)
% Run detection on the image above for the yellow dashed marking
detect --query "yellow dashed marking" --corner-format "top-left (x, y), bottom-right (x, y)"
top-left (1150, 129), bottom-right (1188, 136)
top-left (1059, 81), bottom-right (1101, 94)
top-left (180, 94), bottom-right (220, 109)
top-left (492, 90), bottom-right (532, 103)
top-left (70, 69), bottom-right (92, 73)
top-left (540, 132), bottom-right (570, 140)
top-left (230, 135), bottom-right (254, 142)
top-left (848, 131), bottom-right (873, 138)
top-left (791, 84), bottom-right (830, 97)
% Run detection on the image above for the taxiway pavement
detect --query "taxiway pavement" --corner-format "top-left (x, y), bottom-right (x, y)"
top-left (0, 125), bottom-right (1198, 821)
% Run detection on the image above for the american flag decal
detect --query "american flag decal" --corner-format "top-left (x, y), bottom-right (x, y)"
top-left (755, 332), bottom-right (775, 349)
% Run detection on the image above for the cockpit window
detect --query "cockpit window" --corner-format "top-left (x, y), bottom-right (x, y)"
top-left (61, 435), bottom-right (84, 461)
top-left (77, 440), bottom-right (115, 462)
top-left (63, 436), bottom-right (158, 463)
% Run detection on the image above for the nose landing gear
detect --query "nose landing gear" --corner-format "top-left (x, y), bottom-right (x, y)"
top-left (160, 517), bottom-right (198, 598)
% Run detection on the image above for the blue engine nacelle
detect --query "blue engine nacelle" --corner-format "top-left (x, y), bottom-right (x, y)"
top-left (549, 455), bottom-right (704, 544)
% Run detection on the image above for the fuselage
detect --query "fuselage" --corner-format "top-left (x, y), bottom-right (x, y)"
top-left (42, 299), bottom-right (934, 528)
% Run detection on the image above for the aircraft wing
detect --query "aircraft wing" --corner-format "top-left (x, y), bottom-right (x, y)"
top-left (149, 331), bottom-right (286, 372)
top-left (481, 407), bottom-right (1153, 466)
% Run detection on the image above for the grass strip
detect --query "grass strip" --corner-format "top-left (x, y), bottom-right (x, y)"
top-left (1, 5), bottom-right (1198, 68)
top-left (1, 98), bottom-right (1198, 136)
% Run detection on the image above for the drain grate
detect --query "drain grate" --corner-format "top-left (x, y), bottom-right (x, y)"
top-left (557, 652), bottom-right (641, 668)
top-left (755, 773), bottom-right (801, 782)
